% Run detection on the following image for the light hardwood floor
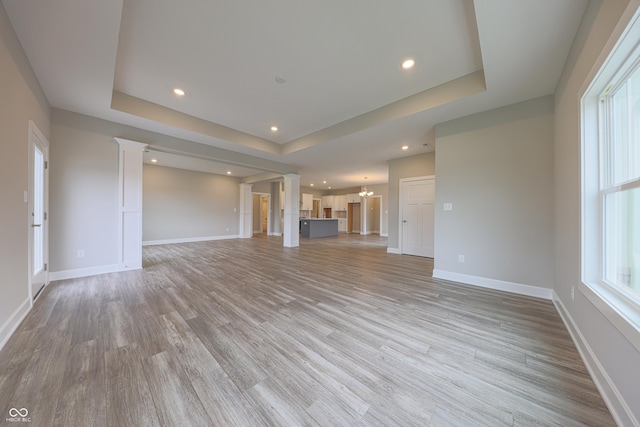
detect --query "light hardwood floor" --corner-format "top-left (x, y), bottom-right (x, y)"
top-left (0, 234), bottom-right (615, 426)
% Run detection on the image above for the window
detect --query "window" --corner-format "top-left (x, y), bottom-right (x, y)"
top-left (582, 11), bottom-right (640, 350)
top-left (600, 64), bottom-right (640, 297)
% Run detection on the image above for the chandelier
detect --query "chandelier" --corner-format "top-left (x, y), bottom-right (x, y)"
top-left (359, 177), bottom-right (374, 198)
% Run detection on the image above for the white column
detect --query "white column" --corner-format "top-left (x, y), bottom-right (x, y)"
top-left (283, 174), bottom-right (300, 248)
top-left (239, 183), bottom-right (253, 238)
top-left (361, 196), bottom-right (368, 235)
top-left (115, 138), bottom-right (147, 271)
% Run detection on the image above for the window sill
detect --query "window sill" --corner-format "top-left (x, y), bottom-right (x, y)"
top-left (581, 280), bottom-right (640, 353)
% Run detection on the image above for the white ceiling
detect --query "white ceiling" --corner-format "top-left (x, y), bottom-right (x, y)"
top-left (3, 0), bottom-right (588, 189)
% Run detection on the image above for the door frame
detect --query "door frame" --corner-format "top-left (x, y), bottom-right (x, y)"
top-left (398, 175), bottom-right (435, 256)
top-left (27, 121), bottom-right (49, 303)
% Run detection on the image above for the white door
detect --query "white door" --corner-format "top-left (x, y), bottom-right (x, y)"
top-left (28, 122), bottom-right (49, 300)
top-left (401, 177), bottom-right (434, 257)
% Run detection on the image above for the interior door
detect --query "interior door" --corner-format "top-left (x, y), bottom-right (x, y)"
top-left (28, 123), bottom-right (49, 300)
top-left (401, 177), bottom-right (434, 257)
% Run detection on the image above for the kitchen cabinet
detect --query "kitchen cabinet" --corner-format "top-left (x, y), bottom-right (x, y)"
top-left (338, 218), bottom-right (347, 232)
top-left (346, 193), bottom-right (361, 203)
top-left (334, 195), bottom-right (347, 211)
top-left (301, 193), bottom-right (313, 211)
top-left (322, 195), bottom-right (334, 209)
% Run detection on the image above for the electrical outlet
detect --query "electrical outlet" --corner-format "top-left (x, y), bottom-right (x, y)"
top-left (571, 286), bottom-right (575, 301)
top-left (458, 254), bottom-right (465, 263)
top-left (77, 249), bottom-right (85, 258)
top-left (444, 203), bottom-right (453, 211)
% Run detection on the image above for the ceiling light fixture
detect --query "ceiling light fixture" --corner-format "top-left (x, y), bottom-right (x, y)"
top-left (402, 145), bottom-right (409, 150)
top-left (270, 126), bottom-right (278, 132)
top-left (310, 183), bottom-right (314, 187)
top-left (402, 59), bottom-right (415, 70)
top-left (151, 158), bottom-right (158, 163)
top-left (173, 88), bottom-right (186, 96)
top-left (323, 180), bottom-right (327, 184)
top-left (226, 171), bottom-right (232, 175)
top-left (359, 177), bottom-right (374, 198)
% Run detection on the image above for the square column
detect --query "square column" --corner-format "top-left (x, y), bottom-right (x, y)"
top-left (283, 174), bottom-right (300, 248)
top-left (239, 183), bottom-right (253, 238)
top-left (114, 138), bottom-right (148, 271)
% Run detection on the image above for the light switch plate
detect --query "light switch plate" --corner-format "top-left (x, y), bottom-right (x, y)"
top-left (444, 203), bottom-right (453, 211)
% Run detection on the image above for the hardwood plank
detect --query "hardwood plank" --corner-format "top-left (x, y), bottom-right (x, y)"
top-left (0, 234), bottom-right (616, 426)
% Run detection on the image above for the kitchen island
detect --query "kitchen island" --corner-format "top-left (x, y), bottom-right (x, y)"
top-left (300, 218), bottom-right (338, 238)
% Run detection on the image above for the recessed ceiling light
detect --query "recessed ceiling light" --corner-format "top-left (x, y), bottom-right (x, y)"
top-left (323, 180), bottom-right (327, 184)
top-left (173, 88), bottom-right (186, 96)
top-left (270, 126), bottom-right (279, 132)
top-left (151, 158), bottom-right (158, 163)
top-left (328, 186), bottom-right (332, 189)
top-left (402, 59), bottom-right (415, 70)
top-left (402, 145), bottom-right (409, 150)
top-left (310, 183), bottom-right (314, 187)
top-left (226, 171), bottom-right (232, 175)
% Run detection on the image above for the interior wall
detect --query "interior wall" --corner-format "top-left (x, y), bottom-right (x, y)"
top-left (49, 122), bottom-right (119, 272)
top-left (252, 194), bottom-right (261, 233)
top-left (143, 165), bottom-right (240, 242)
top-left (387, 152), bottom-right (436, 250)
top-left (554, 0), bottom-right (640, 424)
top-left (0, 3), bottom-right (51, 342)
top-left (433, 96), bottom-right (554, 289)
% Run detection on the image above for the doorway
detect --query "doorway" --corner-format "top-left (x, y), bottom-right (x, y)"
top-left (399, 176), bottom-right (435, 257)
top-left (28, 122), bottom-right (49, 301)
top-left (348, 202), bottom-right (361, 233)
top-left (252, 193), bottom-right (270, 235)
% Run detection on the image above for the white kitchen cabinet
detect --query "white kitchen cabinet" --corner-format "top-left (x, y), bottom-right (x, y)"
top-left (334, 195), bottom-right (347, 211)
top-left (338, 218), bottom-right (347, 232)
top-left (346, 193), bottom-right (361, 203)
top-left (322, 195), bottom-right (334, 209)
top-left (301, 193), bottom-right (313, 211)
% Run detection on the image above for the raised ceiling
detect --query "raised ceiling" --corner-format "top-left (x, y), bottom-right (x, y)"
top-left (3, 0), bottom-right (587, 189)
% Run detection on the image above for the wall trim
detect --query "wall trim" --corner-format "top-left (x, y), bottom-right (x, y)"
top-left (49, 264), bottom-right (121, 281)
top-left (387, 247), bottom-right (401, 254)
top-left (380, 232), bottom-right (388, 237)
top-left (143, 234), bottom-right (239, 246)
top-left (268, 232), bottom-right (282, 237)
top-left (0, 298), bottom-right (31, 352)
top-left (432, 269), bottom-right (553, 300)
top-left (553, 293), bottom-right (639, 427)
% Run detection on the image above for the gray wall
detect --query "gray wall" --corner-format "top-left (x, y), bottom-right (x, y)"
top-left (0, 3), bottom-right (50, 338)
top-left (143, 165), bottom-right (240, 242)
top-left (49, 122), bottom-right (120, 272)
top-left (554, 0), bottom-right (640, 423)
top-left (434, 96), bottom-right (554, 288)
top-left (387, 152), bottom-right (436, 250)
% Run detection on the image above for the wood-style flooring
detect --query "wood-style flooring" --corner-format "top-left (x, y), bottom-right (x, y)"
top-left (0, 234), bottom-right (615, 426)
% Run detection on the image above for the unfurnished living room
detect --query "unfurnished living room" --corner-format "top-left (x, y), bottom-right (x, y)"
top-left (1, 0), bottom-right (639, 426)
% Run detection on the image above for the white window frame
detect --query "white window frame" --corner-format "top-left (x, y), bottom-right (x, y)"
top-left (581, 10), bottom-right (640, 353)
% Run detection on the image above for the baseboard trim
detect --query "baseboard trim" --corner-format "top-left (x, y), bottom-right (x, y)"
top-left (49, 264), bottom-right (121, 281)
top-left (432, 269), bottom-right (553, 300)
top-left (0, 298), bottom-right (31, 352)
top-left (142, 235), bottom-right (239, 246)
top-left (553, 293), bottom-right (639, 427)
top-left (380, 233), bottom-right (388, 237)
top-left (268, 232), bottom-right (282, 237)
top-left (387, 247), bottom-right (401, 254)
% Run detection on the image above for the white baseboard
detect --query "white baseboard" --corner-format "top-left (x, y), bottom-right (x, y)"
top-left (0, 298), bottom-right (31, 352)
top-left (49, 264), bottom-right (121, 281)
top-left (380, 232), bottom-right (388, 237)
top-left (268, 232), bottom-right (282, 237)
top-left (553, 293), bottom-right (639, 427)
top-left (387, 247), bottom-right (401, 254)
top-left (432, 269), bottom-right (553, 300)
top-left (143, 234), bottom-right (239, 246)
